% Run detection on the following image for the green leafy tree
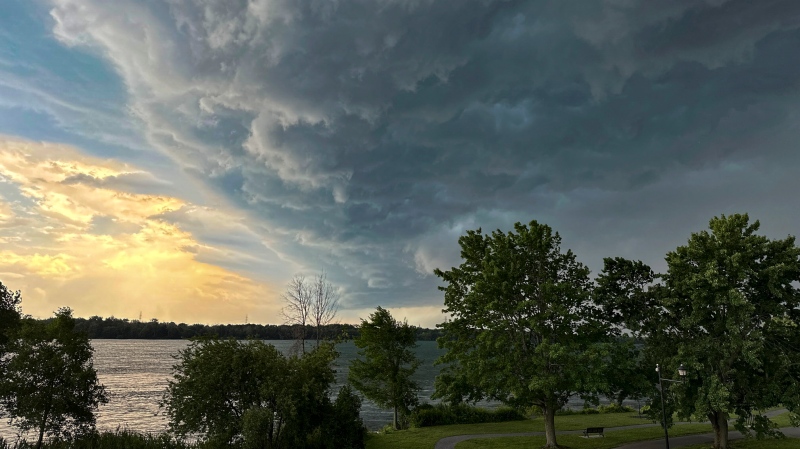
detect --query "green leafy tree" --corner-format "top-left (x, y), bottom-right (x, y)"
top-left (434, 221), bottom-right (607, 448)
top-left (0, 308), bottom-right (107, 449)
top-left (602, 214), bottom-right (800, 449)
top-left (349, 306), bottom-right (420, 430)
top-left (163, 338), bottom-right (364, 448)
top-left (662, 214), bottom-right (800, 449)
top-left (594, 258), bottom-right (658, 408)
top-left (599, 336), bottom-right (651, 407)
top-left (0, 281), bottom-right (22, 353)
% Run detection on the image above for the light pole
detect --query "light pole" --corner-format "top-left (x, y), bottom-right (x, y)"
top-left (656, 363), bottom-right (687, 449)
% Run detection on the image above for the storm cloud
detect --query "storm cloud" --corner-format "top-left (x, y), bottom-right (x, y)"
top-left (2, 0), bottom-right (800, 323)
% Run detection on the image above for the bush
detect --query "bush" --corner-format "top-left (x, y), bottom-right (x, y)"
top-left (0, 430), bottom-right (195, 449)
top-left (556, 404), bottom-right (636, 415)
top-left (598, 403), bottom-right (635, 414)
top-left (409, 403), bottom-right (526, 427)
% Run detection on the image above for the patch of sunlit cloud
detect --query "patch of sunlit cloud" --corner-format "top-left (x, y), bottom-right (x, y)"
top-left (0, 136), bottom-right (281, 324)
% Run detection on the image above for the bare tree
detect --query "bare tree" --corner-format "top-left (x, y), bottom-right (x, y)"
top-left (310, 271), bottom-right (340, 348)
top-left (281, 275), bottom-right (312, 353)
top-left (281, 272), bottom-right (341, 353)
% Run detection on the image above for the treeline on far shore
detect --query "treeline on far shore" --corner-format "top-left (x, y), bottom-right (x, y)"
top-left (37, 315), bottom-right (443, 341)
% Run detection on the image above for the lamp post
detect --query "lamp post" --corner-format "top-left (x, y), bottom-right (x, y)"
top-left (656, 363), bottom-right (687, 449)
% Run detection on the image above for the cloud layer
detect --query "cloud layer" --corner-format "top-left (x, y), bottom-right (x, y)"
top-left (2, 0), bottom-right (800, 326)
top-left (0, 137), bottom-right (279, 323)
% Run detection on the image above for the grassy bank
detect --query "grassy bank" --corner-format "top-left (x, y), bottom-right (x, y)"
top-left (455, 424), bottom-right (711, 449)
top-left (367, 411), bottom-right (798, 449)
top-left (366, 412), bottom-right (672, 449)
top-left (681, 441), bottom-right (800, 449)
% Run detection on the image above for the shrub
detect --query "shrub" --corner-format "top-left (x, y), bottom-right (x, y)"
top-left (409, 403), bottom-right (525, 427)
top-left (0, 430), bottom-right (195, 449)
top-left (556, 404), bottom-right (636, 415)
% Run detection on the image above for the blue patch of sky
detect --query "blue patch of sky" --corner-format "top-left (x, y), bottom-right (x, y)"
top-left (0, 1), bottom-right (206, 203)
top-left (0, 1), bottom-right (169, 167)
top-left (0, 1), bottom-right (125, 110)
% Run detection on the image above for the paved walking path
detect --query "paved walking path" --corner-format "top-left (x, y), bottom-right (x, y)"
top-left (435, 409), bottom-right (797, 449)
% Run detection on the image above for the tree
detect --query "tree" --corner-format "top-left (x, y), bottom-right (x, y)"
top-left (0, 281), bottom-right (22, 426)
top-left (281, 272), bottom-right (341, 352)
top-left (599, 336), bottom-right (651, 408)
top-left (434, 221), bottom-right (607, 448)
top-left (594, 258), bottom-right (657, 408)
top-left (662, 214), bottom-right (800, 448)
top-left (0, 281), bottom-right (22, 353)
top-left (602, 214), bottom-right (800, 449)
top-left (163, 338), bottom-right (364, 448)
top-left (349, 306), bottom-right (420, 430)
top-left (281, 275), bottom-right (313, 353)
top-left (310, 271), bottom-right (340, 348)
top-left (0, 308), bottom-right (107, 449)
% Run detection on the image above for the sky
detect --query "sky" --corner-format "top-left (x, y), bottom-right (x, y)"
top-left (1, 0), bottom-right (800, 328)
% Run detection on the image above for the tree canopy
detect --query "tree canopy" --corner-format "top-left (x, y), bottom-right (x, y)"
top-left (0, 281), bottom-right (22, 353)
top-left (163, 338), bottom-right (365, 448)
top-left (0, 308), bottom-right (107, 449)
top-left (349, 306), bottom-right (420, 430)
top-left (599, 214), bottom-right (800, 449)
top-left (434, 220), bottom-right (607, 448)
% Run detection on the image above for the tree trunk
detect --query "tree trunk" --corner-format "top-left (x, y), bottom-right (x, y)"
top-left (393, 405), bottom-right (399, 430)
top-left (36, 406), bottom-right (50, 449)
top-left (709, 411), bottom-right (729, 449)
top-left (542, 404), bottom-right (559, 448)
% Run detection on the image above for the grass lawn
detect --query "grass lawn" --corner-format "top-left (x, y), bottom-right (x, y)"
top-left (769, 411), bottom-right (796, 428)
top-left (681, 440), bottom-right (800, 449)
top-left (454, 423), bottom-right (711, 449)
top-left (366, 413), bottom-right (680, 449)
top-left (367, 411), bottom-right (799, 449)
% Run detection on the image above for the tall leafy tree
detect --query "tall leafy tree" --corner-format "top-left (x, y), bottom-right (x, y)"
top-left (601, 214), bottom-right (800, 449)
top-left (594, 258), bottom-right (658, 409)
top-left (434, 221), bottom-right (606, 448)
top-left (660, 214), bottom-right (800, 449)
top-left (349, 306), bottom-right (420, 430)
top-left (0, 308), bottom-right (107, 449)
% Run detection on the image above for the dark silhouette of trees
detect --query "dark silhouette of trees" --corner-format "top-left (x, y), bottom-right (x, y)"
top-left (0, 308), bottom-right (107, 449)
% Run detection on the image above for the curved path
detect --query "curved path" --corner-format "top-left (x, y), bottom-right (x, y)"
top-left (435, 409), bottom-right (797, 449)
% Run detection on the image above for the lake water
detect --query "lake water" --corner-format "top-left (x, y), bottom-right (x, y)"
top-left (0, 339), bottom-right (446, 440)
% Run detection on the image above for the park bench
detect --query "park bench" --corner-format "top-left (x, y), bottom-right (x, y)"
top-left (583, 427), bottom-right (604, 438)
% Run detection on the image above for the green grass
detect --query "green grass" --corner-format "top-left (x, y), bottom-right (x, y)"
top-left (681, 440), bottom-right (800, 449)
top-left (454, 424), bottom-right (711, 449)
top-left (366, 413), bottom-right (670, 449)
top-left (769, 412), bottom-right (796, 428)
top-left (367, 411), bottom-right (800, 449)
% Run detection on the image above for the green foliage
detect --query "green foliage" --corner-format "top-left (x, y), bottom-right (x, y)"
top-left (603, 214), bottom-right (800, 448)
top-left (349, 307), bottom-right (421, 430)
top-left (0, 308), bottom-right (107, 449)
top-left (0, 429), bottom-right (194, 449)
top-left (62, 316), bottom-right (442, 341)
top-left (555, 404), bottom-right (635, 415)
top-left (409, 403), bottom-right (525, 427)
top-left (321, 386), bottom-right (367, 449)
top-left (663, 214), bottom-right (800, 444)
top-left (0, 281), bottom-right (22, 352)
top-left (162, 338), bottom-right (365, 449)
top-left (433, 220), bottom-right (610, 447)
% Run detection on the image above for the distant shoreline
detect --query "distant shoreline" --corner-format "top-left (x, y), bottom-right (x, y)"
top-left (33, 316), bottom-right (443, 341)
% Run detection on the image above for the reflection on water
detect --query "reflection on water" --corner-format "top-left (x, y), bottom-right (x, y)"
top-left (0, 339), bottom-right (446, 439)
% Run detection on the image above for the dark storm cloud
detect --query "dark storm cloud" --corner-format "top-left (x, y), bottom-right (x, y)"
top-left (48, 0), bottom-right (800, 311)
